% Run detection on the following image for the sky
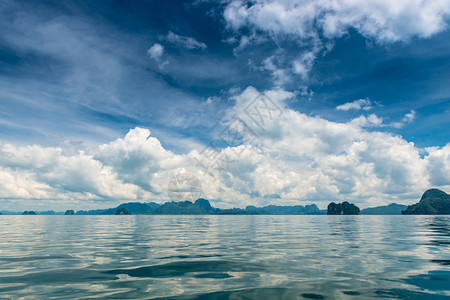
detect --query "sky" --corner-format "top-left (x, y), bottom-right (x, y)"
top-left (0, 0), bottom-right (449, 211)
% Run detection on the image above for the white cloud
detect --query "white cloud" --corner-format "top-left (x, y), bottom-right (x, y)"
top-left (0, 167), bottom-right (51, 199)
top-left (347, 109), bottom-right (416, 129)
top-left (166, 31), bottom-right (207, 50)
top-left (426, 144), bottom-right (450, 186)
top-left (232, 32), bottom-right (268, 54)
top-left (0, 143), bottom-right (143, 203)
top-left (224, 0), bottom-right (450, 43)
top-left (261, 55), bottom-right (291, 85)
top-left (95, 127), bottom-right (185, 193)
top-left (215, 87), bottom-right (448, 207)
top-left (402, 109), bottom-right (417, 123)
top-left (223, 0), bottom-right (450, 85)
top-left (390, 110), bottom-right (417, 128)
top-left (147, 43), bottom-right (164, 60)
top-left (293, 51), bottom-right (316, 80)
top-left (206, 96), bottom-right (220, 104)
top-left (337, 98), bottom-right (374, 111)
top-left (350, 113), bottom-right (384, 127)
top-left (0, 90), bottom-right (448, 210)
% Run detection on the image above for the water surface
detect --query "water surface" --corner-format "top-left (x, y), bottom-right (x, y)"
top-left (0, 215), bottom-right (449, 299)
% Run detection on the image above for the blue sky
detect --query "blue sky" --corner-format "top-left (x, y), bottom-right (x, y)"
top-left (0, 0), bottom-right (449, 211)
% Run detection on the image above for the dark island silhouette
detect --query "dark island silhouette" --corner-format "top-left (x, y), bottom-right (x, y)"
top-left (327, 201), bottom-right (360, 215)
top-left (115, 207), bottom-right (132, 215)
top-left (22, 211), bottom-right (37, 215)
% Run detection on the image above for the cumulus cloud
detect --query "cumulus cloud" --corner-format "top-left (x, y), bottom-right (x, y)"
top-left (426, 144), bottom-right (450, 186)
top-left (166, 31), bottom-right (207, 50)
top-left (349, 113), bottom-right (384, 127)
top-left (216, 87), bottom-right (449, 206)
top-left (147, 43), bottom-right (164, 60)
top-left (0, 167), bottom-right (51, 199)
top-left (337, 98), bottom-right (374, 111)
top-left (95, 127), bottom-right (185, 194)
top-left (0, 89), bottom-right (448, 210)
top-left (0, 143), bottom-right (143, 203)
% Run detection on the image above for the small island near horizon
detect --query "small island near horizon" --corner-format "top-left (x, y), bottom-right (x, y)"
top-left (3, 188), bottom-right (449, 216)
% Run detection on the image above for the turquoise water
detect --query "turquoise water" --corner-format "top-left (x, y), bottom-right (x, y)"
top-left (0, 215), bottom-right (449, 299)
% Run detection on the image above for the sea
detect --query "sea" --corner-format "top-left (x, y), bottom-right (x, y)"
top-left (0, 215), bottom-right (449, 299)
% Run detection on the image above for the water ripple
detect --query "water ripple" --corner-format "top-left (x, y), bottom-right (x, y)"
top-left (0, 215), bottom-right (448, 299)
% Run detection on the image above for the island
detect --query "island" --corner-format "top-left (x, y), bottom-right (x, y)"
top-left (402, 189), bottom-right (450, 215)
top-left (327, 201), bottom-right (360, 215)
top-left (22, 211), bottom-right (37, 215)
top-left (115, 207), bottom-right (132, 215)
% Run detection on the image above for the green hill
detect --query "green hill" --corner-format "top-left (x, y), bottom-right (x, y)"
top-left (402, 189), bottom-right (450, 215)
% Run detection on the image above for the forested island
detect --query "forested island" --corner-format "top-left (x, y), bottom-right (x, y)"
top-left (402, 189), bottom-right (450, 215)
top-left (327, 201), bottom-right (360, 215)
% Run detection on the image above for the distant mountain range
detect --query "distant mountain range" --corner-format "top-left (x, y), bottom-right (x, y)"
top-left (361, 203), bottom-right (407, 215)
top-left (2, 189), bottom-right (448, 215)
top-left (75, 199), bottom-right (323, 215)
top-left (1, 200), bottom-right (325, 215)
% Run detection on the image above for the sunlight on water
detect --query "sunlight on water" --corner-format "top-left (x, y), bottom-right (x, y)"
top-left (0, 215), bottom-right (449, 299)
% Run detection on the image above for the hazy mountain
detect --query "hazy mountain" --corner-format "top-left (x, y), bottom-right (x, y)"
top-left (361, 203), bottom-right (407, 215)
top-left (75, 202), bottom-right (159, 215)
top-left (245, 204), bottom-right (320, 214)
top-left (0, 211), bottom-right (21, 215)
top-left (117, 202), bottom-right (160, 214)
top-left (39, 210), bottom-right (56, 215)
top-left (22, 211), bottom-right (37, 215)
top-left (156, 199), bottom-right (215, 214)
top-left (217, 208), bottom-right (247, 215)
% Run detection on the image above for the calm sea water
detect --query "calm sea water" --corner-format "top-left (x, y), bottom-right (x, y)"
top-left (0, 215), bottom-right (449, 299)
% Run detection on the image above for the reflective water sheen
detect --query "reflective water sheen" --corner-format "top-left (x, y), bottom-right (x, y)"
top-left (0, 215), bottom-right (449, 299)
